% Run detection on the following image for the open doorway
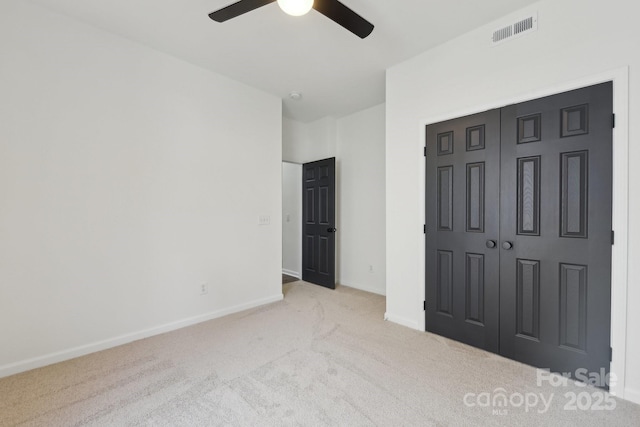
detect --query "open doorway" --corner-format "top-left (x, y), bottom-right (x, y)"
top-left (282, 158), bottom-right (337, 288)
top-left (282, 161), bottom-right (302, 283)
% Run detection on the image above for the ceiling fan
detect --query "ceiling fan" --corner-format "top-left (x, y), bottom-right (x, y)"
top-left (209, 0), bottom-right (374, 39)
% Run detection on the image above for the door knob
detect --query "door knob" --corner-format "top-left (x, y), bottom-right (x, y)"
top-left (502, 241), bottom-right (514, 250)
top-left (327, 227), bottom-right (337, 233)
top-left (486, 240), bottom-right (497, 249)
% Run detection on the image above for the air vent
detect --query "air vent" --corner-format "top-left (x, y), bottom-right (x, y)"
top-left (492, 13), bottom-right (538, 45)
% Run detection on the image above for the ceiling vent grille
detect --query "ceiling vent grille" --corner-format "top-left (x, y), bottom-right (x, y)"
top-left (492, 13), bottom-right (538, 45)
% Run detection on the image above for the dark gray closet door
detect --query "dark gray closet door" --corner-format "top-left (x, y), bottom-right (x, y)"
top-left (425, 82), bottom-right (613, 382)
top-left (499, 82), bottom-right (613, 379)
top-left (425, 110), bottom-right (501, 352)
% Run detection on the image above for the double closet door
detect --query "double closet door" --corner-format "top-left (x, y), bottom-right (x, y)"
top-left (425, 82), bottom-right (613, 378)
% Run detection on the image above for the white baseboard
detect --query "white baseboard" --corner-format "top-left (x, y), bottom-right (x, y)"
top-left (282, 269), bottom-right (300, 278)
top-left (339, 281), bottom-right (386, 296)
top-left (384, 312), bottom-right (422, 331)
top-left (624, 387), bottom-right (640, 405)
top-left (0, 293), bottom-right (284, 379)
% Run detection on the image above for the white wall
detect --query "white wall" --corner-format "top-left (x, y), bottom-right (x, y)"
top-left (282, 107), bottom-right (387, 295)
top-left (386, 0), bottom-right (639, 402)
top-left (282, 116), bottom-right (337, 164)
top-left (282, 162), bottom-right (302, 278)
top-left (0, 1), bottom-right (282, 377)
top-left (336, 104), bottom-right (386, 295)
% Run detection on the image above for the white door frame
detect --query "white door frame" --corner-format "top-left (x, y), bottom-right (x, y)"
top-left (418, 67), bottom-right (629, 398)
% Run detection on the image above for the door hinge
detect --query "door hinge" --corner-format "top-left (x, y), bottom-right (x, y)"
top-left (612, 114), bottom-right (616, 129)
top-left (423, 301), bottom-right (427, 311)
top-left (610, 347), bottom-right (613, 361)
top-left (423, 224), bottom-right (427, 234)
top-left (611, 230), bottom-right (615, 245)
top-left (423, 146), bottom-right (427, 157)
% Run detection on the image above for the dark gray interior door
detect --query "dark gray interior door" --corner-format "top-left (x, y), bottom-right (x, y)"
top-left (302, 158), bottom-right (336, 289)
top-left (499, 82), bottom-right (613, 379)
top-left (425, 82), bottom-right (613, 380)
top-left (425, 110), bottom-right (501, 352)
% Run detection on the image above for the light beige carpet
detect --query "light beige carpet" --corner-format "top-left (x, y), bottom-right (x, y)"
top-left (1, 281), bottom-right (639, 426)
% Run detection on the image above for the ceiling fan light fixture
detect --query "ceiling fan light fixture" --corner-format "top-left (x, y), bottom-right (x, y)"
top-left (277, 0), bottom-right (314, 16)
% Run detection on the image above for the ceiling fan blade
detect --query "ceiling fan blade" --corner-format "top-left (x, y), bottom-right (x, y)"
top-left (209, 0), bottom-right (276, 22)
top-left (312, 0), bottom-right (374, 39)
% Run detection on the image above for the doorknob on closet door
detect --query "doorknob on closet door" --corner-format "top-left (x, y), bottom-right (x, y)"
top-left (486, 240), bottom-right (497, 249)
top-left (502, 241), bottom-right (514, 250)
top-left (327, 227), bottom-right (337, 233)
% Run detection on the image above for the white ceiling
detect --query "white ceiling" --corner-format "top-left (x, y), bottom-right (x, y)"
top-left (28, 0), bottom-right (539, 122)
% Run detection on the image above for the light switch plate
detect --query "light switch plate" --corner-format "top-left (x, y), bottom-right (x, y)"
top-left (259, 215), bottom-right (271, 225)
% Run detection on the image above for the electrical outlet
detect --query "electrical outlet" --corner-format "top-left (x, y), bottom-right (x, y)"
top-left (200, 283), bottom-right (208, 295)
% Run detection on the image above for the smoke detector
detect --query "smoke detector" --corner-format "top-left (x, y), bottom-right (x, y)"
top-left (289, 91), bottom-right (303, 101)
